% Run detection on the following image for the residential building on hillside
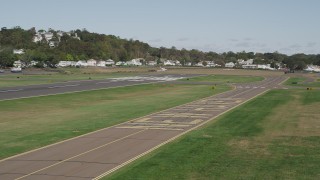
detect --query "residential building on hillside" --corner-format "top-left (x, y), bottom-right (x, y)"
top-left (127, 59), bottom-right (142, 66)
top-left (97, 60), bottom-right (106, 67)
top-left (164, 60), bottom-right (175, 66)
top-left (13, 49), bottom-right (24, 54)
top-left (105, 59), bottom-right (115, 66)
top-left (87, 59), bottom-right (97, 66)
top-left (225, 62), bottom-right (235, 68)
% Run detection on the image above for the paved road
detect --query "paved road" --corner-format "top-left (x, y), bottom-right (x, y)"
top-left (0, 74), bottom-right (198, 101)
top-left (0, 76), bottom-right (287, 180)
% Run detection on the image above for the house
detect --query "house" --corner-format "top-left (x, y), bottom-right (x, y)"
top-left (184, 62), bottom-right (192, 66)
top-left (49, 41), bottom-right (55, 48)
top-left (44, 32), bottom-right (53, 41)
top-left (225, 62), bottom-right (235, 68)
top-left (242, 64), bottom-right (258, 69)
top-left (13, 60), bottom-right (24, 68)
top-left (147, 61), bottom-right (157, 66)
top-left (87, 59), bottom-right (97, 66)
top-left (174, 60), bottom-right (181, 66)
top-left (195, 62), bottom-right (204, 67)
top-left (33, 33), bottom-right (43, 42)
top-left (30, 60), bottom-right (39, 67)
top-left (127, 59), bottom-right (142, 66)
top-left (238, 59), bottom-right (254, 65)
top-left (305, 65), bottom-right (320, 72)
top-left (115, 61), bottom-right (127, 66)
top-left (57, 61), bottom-right (68, 67)
top-left (164, 60), bottom-right (175, 66)
top-left (13, 49), bottom-right (25, 55)
top-left (105, 59), bottom-right (115, 66)
top-left (206, 61), bottom-right (215, 67)
top-left (76, 60), bottom-right (88, 67)
top-left (97, 60), bottom-right (106, 67)
top-left (57, 61), bottom-right (76, 67)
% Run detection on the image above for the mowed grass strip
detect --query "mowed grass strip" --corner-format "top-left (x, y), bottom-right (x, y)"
top-left (284, 77), bottom-right (320, 87)
top-left (0, 83), bottom-right (229, 159)
top-left (108, 89), bottom-right (320, 180)
top-left (179, 74), bottom-right (264, 83)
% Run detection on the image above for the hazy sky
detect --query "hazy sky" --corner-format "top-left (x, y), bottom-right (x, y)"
top-left (1, 0), bottom-right (319, 55)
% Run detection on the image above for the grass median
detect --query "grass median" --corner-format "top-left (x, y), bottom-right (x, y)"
top-left (284, 77), bottom-right (320, 87)
top-left (179, 74), bottom-right (264, 83)
top-left (0, 83), bottom-right (230, 159)
top-left (108, 89), bottom-right (320, 179)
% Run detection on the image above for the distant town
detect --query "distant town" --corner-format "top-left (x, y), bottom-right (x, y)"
top-left (1, 27), bottom-right (320, 73)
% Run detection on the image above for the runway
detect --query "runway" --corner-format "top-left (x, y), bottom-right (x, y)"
top-left (0, 76), bottom-right (287, 179)
top-left (0, 74), bottom-right (198, 101)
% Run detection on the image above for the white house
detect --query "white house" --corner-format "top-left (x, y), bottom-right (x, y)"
top-left (242, 64), bottom-right (257, 69)
top-left (33, 33), bottom-right (43, 42)
top-left (305, 65), bottom-right (320, 72)
top-left (97, 60), bottom-right (106, 67)
top-left (147, 61), bottom-right (157, 66)
top-left (13, 60), bottom-right (24, 68)
top-left (174, 60), bottom-right (181, 66)
top-left (87, 59), bottom-right (97, 66)
top-left (58, 61), bottom-right (76, 67)
top-left (238, 59), bottom-right (254, 65)
top-left (115, 61), bottom-right (127, 66)
top-left (164, 60), bottom-right (175, 66)
top-left (206, 61), bottom-right (215, 67)
top-left (195, 62), bottom-right (204, 67)
top-left (49, 41), bottom-right (55, 48)
top-left (44, 32), bottom-right (53, 41)
top-left (127, 59), bottom-right (142, 66)
top-left (225, 62), bottom-right (235, 68)
top-left (185, 62), bottom-right (192, 66)
top-left (30, 60), bottom-right (39, 67)
top-left (105, 59), bottom-right (115, 66)
top-left (13, 49), bottom-right (25, 55)
top-left (76, 60), bottom-right (88, 67)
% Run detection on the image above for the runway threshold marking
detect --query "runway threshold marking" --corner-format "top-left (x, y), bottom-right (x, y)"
top-left (14, 129), bottom-right (147, 180)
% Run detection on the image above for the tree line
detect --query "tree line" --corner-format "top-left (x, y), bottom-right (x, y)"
top-left (1, 26), bottom-right (320, 69)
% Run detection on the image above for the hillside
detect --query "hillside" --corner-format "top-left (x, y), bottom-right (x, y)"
top-left (0, 26), bottom-right (319, 69)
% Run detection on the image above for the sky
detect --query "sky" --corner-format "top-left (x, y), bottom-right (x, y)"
top-left (1, 0), bottom-right (320, 55)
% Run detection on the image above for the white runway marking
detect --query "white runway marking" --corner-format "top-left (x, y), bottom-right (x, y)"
top-left (0, 89), bottom-right (24, 93)
top-left (110, 76), bottom-right (184, 82)
top-left (48, 84), bottom-right (80, 89)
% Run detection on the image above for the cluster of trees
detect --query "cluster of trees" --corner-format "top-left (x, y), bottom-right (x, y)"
top-left (1, 26), bottom-right (320, 69)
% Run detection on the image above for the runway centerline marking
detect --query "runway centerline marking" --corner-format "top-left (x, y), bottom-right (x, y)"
top-left (0, 89), bottom-right (24, 93)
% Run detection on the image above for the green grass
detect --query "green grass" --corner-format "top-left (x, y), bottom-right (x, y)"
top-left (108, 89), bottom-right (320, 180)
top-left (0, 83), bottom-right (229, 159)
top-left (284, 77), bottom-right (320, 87)
top-left (179, 74), bottom-right (264, 83)
top-left (0, 73), bottom-right (129, 88)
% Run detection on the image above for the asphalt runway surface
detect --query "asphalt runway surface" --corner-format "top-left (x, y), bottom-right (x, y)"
top-left (0, 76), bottom-right (287, 179)
top-left (0, 74), bottom-right (198, 101)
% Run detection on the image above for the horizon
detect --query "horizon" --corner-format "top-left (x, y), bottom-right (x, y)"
top-left (1, 0), bottom-right (320, 55)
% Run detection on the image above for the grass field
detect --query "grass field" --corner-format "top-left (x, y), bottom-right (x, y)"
top-left (108, 89), bottom-right (320, 179)
top-left (179, 74), bottom-right (264, 83)
top-left (0, 83), bottom-right (230, 159)
top-left (284, 77), bottom-right (320, 87)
